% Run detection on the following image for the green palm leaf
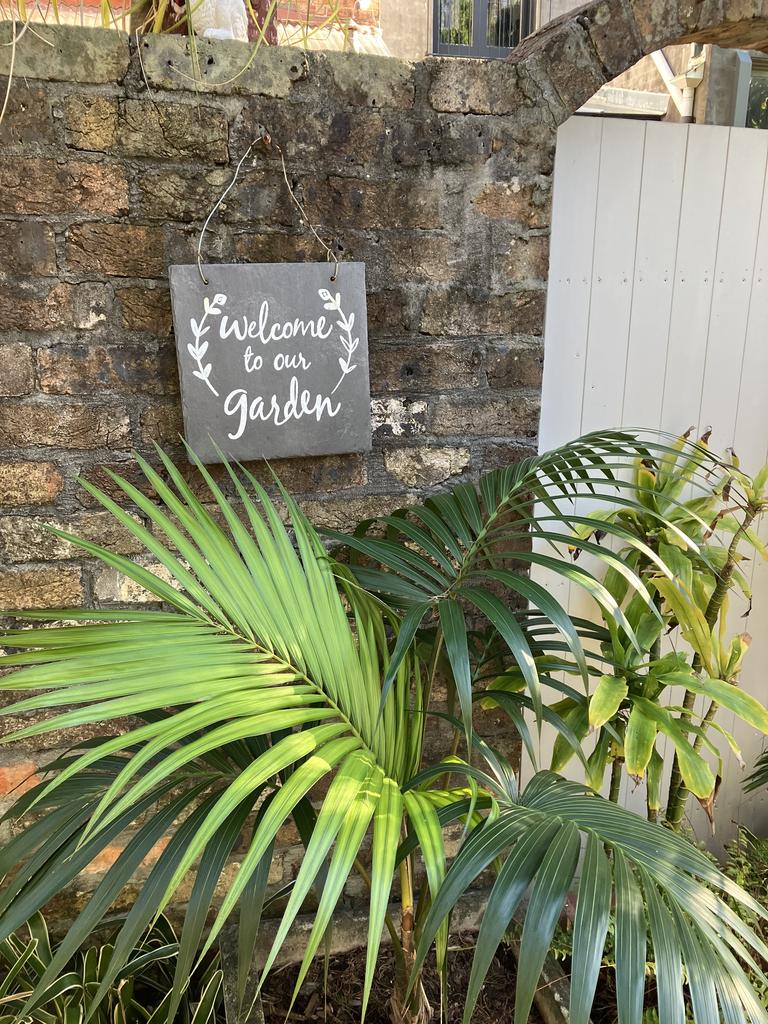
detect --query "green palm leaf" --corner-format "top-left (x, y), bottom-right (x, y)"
top-left (412, 771), bottom-right (768, 1024)
top-left (0, 452), bottom-right (422, 1017)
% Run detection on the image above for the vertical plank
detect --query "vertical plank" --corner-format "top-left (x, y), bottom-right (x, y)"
top-left (660, 125), bottom-right (731, 432)
top-left (539, 115), bottom-right (602, 451)
top-left (697, 129), bottom-right (768, 446)
top-left (711, 150), bottom-right (768, 850)
top-left (579, 118), bottom-right (646, 433)
top-left (621, 123), bottom-right (688, 428)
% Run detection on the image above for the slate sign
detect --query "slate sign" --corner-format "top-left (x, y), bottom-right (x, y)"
top-left (169, 262), bottom-right (372, 464)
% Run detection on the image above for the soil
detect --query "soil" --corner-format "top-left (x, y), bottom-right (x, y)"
top-left (259, 941), bottom-right (543, 1024)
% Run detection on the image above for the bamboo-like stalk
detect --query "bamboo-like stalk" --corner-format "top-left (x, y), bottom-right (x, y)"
top-left (665, 506), bottom-right (758, 828)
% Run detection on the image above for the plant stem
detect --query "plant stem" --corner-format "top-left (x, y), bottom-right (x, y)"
top-left (665, 506), bottom-right (757, 829)
top-left (608, 758), bottom-right (622, 803)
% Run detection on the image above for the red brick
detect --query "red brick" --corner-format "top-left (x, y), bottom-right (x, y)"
top-left (0, 760), bottom-right (41, 797)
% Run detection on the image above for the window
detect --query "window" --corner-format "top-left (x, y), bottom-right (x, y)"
top-left (433, 0), bottom-right (533, 58)
top-left (747, 57), bottom-right (768, 129)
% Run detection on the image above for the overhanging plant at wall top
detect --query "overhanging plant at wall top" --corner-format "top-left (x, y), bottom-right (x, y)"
top-left (2, 431), bottom-right (768, 1024)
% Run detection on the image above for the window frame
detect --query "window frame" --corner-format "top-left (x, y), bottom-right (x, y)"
top-left (431, 0), bottom-right (535, 59)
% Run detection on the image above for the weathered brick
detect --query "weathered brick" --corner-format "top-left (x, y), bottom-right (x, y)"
top-left (360, 231), bottom-right (461, 288)
top-left (628, 0), bottom-right (701, 51)
top-left (0, 221), bottom-right (57, 276)
top-left (136, 33), bottom-right (308, 98)
top-left (390, 114), bottom-right (493, 169)
top-left (299, 492), bottom-right (417, 530)
top-left (369, 341), bottom-right (483, 393)
top-left (0, 281), bottom-right (110, 334)
top-left (0, 462), bottom-right (63, 507)
top-left (248, 454), bottom-right (367, 494)
top-left (78, 462), bottom-right (159, 507)
top-left (430, 393), bottom-right (541, 437)
top-left (486, 340), bottom-right (544, 389)
top-left (366, 290), bottom-right (411, 337)
top-left (384, 446), bottom-right (470, 487)
top-left (140, 402), bottom-right (184, 445)
top-left (0, 23), bottom-right (130, 83)
top-left (580, 0), bottom-right (644, 79)
top-left (0, 86), bottom-right (55, 146)
top-left (512, 20), bottom-right (608, 115)
top-left (0, 343), bottom-right (34, 397)
top-left (117, 99), bottom-right (229, 164)
top-left (420, 289), bottom-right (546, 337)
top-left (0, 403), bottom-right (130, 449)
top-left (472, 180), bottom-right (551, 228)
top-left (94, 562), bottom-right (177, 604)
top-left (62, 94), bottom-right (118, 152)
top-left (0, 566), bottom-right (83, 610)
top-left (320, 51), bottom-right (415, 110)
top-left (231, 231), bottom-right (319, 265)
top-left (0, 158), bottom-right (128, 215)
top-left (370, 397), bottom-right (427, 438)
top-left (0, 760), bottom-right (40, 797)
top-left (115, 286), bottom-right (172, 336)
top-left (37, 343), bottom-right (178, 396)
top-left (495, 232), bottom-right (550, 284)
top-left (135, 167), bottom-right (236, 224)
top-left (0, 511), bottom-right (143, 563)
top-left (65, 223), bottom-right (166, 279)
top-left (427, 57), bottom-right (521, 115)
top-left (307, 177), bottom-right (441, 231)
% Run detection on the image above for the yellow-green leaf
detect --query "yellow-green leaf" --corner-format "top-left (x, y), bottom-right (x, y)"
top-left (624, 705), bottom-right (656, 779)
top-left (589, 675), bottom-right (628, 731)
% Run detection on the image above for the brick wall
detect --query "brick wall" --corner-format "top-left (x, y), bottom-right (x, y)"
top-left (0, 22), bottom-right (559, 934)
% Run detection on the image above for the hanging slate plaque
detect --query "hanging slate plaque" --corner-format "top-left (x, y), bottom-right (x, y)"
top-left (169, 262), bottom-right (372, 464)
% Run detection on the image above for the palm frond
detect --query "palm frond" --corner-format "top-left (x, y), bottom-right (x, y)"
top-left (0, 450), bottom-right (421, 1016)
top-left (327, 430), bottom-right (726, 738)
top-left (412, 771), bottom-right (768, 1024)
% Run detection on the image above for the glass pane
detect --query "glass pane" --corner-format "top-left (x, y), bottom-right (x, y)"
top-left (747, 74), bottom-right (768, 130)
top-left (439, 0), bottom-right (473, 46)
top-left (487, 0), bottom-right (523, 48)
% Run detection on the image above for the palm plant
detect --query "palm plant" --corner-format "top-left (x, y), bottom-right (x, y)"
top-left (1, 431), bottom-right (768, 1024)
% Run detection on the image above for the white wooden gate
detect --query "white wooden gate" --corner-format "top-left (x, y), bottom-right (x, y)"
top-left (538, 116), bottom-right (768, 853)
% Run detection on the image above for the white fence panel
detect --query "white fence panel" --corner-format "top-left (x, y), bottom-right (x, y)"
top-left (538, 116), bottom-right (768, 853)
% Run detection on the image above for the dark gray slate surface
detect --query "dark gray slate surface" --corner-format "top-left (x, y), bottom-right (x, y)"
top-left (170, 262), bottom-right (372, 463)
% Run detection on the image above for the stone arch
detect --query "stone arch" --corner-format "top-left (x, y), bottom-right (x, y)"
top-left (509, 0), bottom-right (768, 125)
